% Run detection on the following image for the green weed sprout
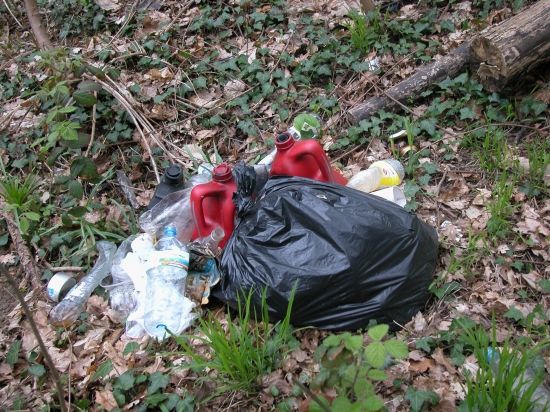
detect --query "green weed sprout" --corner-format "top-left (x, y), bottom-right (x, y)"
top-left (164, 284), bottom-right (299, 401)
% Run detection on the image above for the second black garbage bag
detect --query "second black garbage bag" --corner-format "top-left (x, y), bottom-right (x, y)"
top-left (216, 174), bottom-right (439, 331)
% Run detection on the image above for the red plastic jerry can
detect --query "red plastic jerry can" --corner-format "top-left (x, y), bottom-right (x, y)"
top-left (269, 132), bottom-right (347, 185)
top-left (190, 163), bottom-right (237, 249)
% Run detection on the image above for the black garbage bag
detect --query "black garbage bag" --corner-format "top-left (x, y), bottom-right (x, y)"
top-left (215, 176), bottom-right (439, 330)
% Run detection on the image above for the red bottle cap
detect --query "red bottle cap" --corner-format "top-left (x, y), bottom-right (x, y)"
top-left (275, 132), bottom-right (295, 150)
top-left (213, 163), bottom-right (233, 182)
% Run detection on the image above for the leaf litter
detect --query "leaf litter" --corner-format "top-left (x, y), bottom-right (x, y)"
top-left (1, 0), bottom-right (550, 410)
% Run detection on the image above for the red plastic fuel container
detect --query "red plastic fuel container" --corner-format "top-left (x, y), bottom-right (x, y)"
top-left (269, 132), bottom-right (347, 185)
top-left (190, 163), bottom-right (237, 249)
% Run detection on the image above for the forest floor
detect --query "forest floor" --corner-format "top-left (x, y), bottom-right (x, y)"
top-left (1, 0), bottom-right (550, 411)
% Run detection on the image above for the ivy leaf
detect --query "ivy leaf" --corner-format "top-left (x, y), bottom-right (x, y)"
top-left (317, 65), bottom-right (332, 76)
top-left (123, 341), bottom-right (140, 356)
top-left (540, 279), bottom-right (550, 291)
top-left (114, 371), bottom-right (136, 391)
top-left (503, 305), bottom-right (525, 322)
top-left (6, 340), bottom-right (22, 365)
top-left (145, 393), bottom-right (168, 407)
top-left (148, 371), bottom-right (170, 394)
top-left (415, 337), bottom-right (434, 353)
top-left (365, 342), bottom-right (387, 369)
top-left (404, 180), bottom-right (421, 198)
top-left (404, 387), bottom-right (427, 412)
top-left (28, 364), bottom-right (46, 377)
top-left (113, 388), bottom-right (126, 407)
top-left (459, 106), bottom-right (476, 120)
top-left (420, 119), bottom-right (437, 136)
top-left (440, 19), bottom-right (455, 32)
top-left (384, 340), bottom-right (409, 359)
top-left (367, 324), bottom-right (389, 341)
top-left (91, 358), bottom-right (113, 382)
top-left (193, 76), bottom-right (207, 89)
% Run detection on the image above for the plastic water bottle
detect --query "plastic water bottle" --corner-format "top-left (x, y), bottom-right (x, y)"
top-left (144, 226), bottom-right (190, 339)
top-left (346, 159), bottom-right (404, 193)
top-left (49, 241), bottom-right (117, 327)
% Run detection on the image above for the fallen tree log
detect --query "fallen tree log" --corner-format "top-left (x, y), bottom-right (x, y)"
top-left (470, 0), bottom-right (550, 93)
top-left (347, 40), bottom-right (471, 125)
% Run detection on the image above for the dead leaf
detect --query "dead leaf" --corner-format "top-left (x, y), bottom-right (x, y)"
top-left (432, 348), bottom-right (457, 375)
top-left (93, 0), bottom-right (120, 11)
top-left (95, 390), bottom-right (118, 410)
top-left (409, 358), bottom-right (436, 373)
top-left (145, 67), bottom-right (174, 80)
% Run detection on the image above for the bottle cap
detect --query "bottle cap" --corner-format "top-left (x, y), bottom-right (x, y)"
top-left (164, 165), bottom-right (184, 184)
top-left (275, 132), bottom-right (294, 150)
top-left (213, 163), bottom-right (233, 182)
top-left (163, 226), bottom-right (177, 237)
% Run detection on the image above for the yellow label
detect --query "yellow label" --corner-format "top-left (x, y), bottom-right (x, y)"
top-left (371, 161), bottom-right (401, 188)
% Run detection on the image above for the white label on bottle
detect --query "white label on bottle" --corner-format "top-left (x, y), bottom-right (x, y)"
top-left (148, 250), bottom-right (189, 271)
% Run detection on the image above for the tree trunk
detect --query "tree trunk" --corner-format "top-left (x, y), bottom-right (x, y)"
top-left (24, 0), bottom-right (52, 50)
top-left (347, 41), bottom-right (471, 124)
top-left (470, 0), bottom-right (550, 93)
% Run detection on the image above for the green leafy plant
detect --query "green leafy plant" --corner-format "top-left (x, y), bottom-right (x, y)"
top-left (307, 324), bottom-right (409, 412)
top-left (485, 170), bottom-right (518, 238)
top-left (0, 162), bottom-right (41, 234)
top-left (166, 284), bottom-right (299, 400)
top-left (458, 319), bottom-right (550, 412)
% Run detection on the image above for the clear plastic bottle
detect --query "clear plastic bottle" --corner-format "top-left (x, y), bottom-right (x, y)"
top-left (196, 227), bottom-right (225, 255)
top-left (346, 159), bottom-right (404, 193)
top-left (49, 241), bottom-right (117, 327)
top-left (144, 226), bottom-right (190, 339)
top-left (100, 235), bottom-right (139, 319)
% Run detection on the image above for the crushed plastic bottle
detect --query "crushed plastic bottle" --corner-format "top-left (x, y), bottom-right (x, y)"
top-left (100, 235), bottom-right (139, 319)
top-left (346, 159), bottom-right (404, 193)
top-left (49, 241), bottom-right (117, 327)
top-left (144, 226), bottom-right (190, 339)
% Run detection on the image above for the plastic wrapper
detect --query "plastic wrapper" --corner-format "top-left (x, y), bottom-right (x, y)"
top-left (139, 189), bottom-right (194, 244)
top-left (49, 241), bottom-right (117, 327)
top-left (101, 235), bottom-right (139, 320)
top-left (216, 176), bottom-right (439, 331)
